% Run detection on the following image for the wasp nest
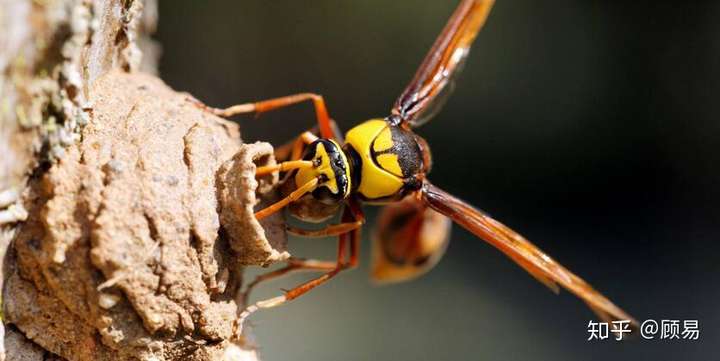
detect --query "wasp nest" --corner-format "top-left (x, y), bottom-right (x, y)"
top-left (4, 71), bottom-right (288, 360)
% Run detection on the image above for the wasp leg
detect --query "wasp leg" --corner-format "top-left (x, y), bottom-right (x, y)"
top-left (254, 177), bottom-right (320, 220)
top-left (233, 236), bottom-right (348, 339)
top-left (255, 132), bottom-right (318, 176)
top-left (242, 202), bottom-right (362, 299)
top-left (189, 93), bottom-right (336, 139)
top-left (266, 131), bottom-right (319, 169)
top-left (287, 198), bottom-right (365, 237)
top-left (343, 201), bottom-right (362, 268)
top-left (290, 131), bottom-right (319, 161)
top-left (240, 257), bottom-right (338, 306)
top-left (234, 205), bottom-right (360, 339)
top-left (287, 221), bottom-right (363, 237)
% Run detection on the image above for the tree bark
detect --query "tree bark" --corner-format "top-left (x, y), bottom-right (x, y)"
top-left (0, 1), bottom-right (283, 360)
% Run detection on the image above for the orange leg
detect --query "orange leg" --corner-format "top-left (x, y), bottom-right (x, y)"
top-left (286, 197), bottom-right (365, 237)
top-left (233, 234), bottom-right (349, 338)
top-left (243, 202), bottom-right (363, 299)
top-left (252, 132), bottom-right (320, 220)
top-left (272, 131), bottom-right (319, 164)
top-left (255, 177), bottom-right (319, 220)
top-left (291, 131), bottom-right (319, 161)
top-left (252, 130), bottom-right (330, 220)
top-left (347, 216), bottom-right (361, 268)
top-left (243, 201), bottom-right (363, 299)
top-left (338, 200), bottom-right (361, 269)
top-left (287, 221), bottom-right (363, 237)
top-left (233, 201), bottom-right (362, 339)
top-left (241, 257), bottom-right (338, 306)
top-left (189, 93), bottom-right (336, 139)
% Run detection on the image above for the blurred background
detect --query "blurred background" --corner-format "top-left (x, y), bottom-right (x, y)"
top-left (156, 1), bottom-right (719, 360)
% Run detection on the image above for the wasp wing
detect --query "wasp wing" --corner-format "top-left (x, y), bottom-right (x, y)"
top-left (391, 0), bottom-right (494, 128)
top-left (421, 182), bottom-right (637, 326)
top-left (371, 195), bottom-right (451, 283)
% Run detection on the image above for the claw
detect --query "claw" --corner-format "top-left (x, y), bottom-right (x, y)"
top-left (184, 94), bottom-right (207, 110)
top-left (232, 295), bottom-right (287, 340)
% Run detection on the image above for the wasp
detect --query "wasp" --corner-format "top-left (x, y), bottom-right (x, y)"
top-left (193, 0), bottom-right (637, 335)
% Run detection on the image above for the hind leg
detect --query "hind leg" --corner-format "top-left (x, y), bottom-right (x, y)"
top-left (234, 201), bottom-right (361, 339)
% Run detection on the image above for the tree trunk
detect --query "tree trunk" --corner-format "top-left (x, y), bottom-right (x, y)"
top-left (0, 1), bottom-right (283, 360)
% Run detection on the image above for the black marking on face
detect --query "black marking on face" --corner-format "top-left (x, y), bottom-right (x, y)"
top-left (303, 139), bottom-right (349, 205)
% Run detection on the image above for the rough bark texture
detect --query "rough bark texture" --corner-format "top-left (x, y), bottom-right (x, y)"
top-left (0, 1), bottom-right (284, 360)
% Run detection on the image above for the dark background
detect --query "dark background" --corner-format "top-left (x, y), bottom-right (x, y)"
top-left (156, 1), bottom-right (719, 360)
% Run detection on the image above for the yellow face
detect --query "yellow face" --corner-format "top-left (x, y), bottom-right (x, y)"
top-left (343, 119), bottom-right (427, 203)
top-left (294, 139), bottom-right (351, 204)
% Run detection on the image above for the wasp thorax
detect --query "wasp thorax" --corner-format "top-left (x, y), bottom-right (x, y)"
top-left (343, 119), bottom-right (428, 203)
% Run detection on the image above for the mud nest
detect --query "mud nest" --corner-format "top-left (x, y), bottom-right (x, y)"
top-left (4, 71), bottom-right (289, 360)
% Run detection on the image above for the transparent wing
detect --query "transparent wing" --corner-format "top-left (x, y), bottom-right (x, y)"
top-left (421, 182), bottom-right (638, 326)
top-left (391, 0), bottom-right (494, 128)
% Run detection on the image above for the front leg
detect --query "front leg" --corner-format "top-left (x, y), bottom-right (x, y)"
top-left (189, 92), bottom-right (337, 139)
top-left (286, 198), bottom-right (365, 237)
